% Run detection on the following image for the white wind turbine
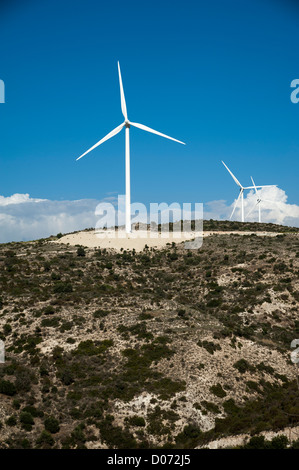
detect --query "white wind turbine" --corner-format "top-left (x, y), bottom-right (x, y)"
top-left (246, 176), bottom-right (277, 223)
top-left (76, 62), bottom-right (185, 233)
top-left (222, 161), bottom-right (273, 222)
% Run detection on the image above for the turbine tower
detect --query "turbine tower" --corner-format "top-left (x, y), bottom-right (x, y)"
top-left (76, 62), bottom-right (185, 233)
top-left (246, 176), bottom-right (277, 223)
top-left (222, 161), bottom-right (272, 222)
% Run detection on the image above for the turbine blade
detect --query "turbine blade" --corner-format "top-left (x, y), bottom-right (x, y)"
top-left (130, 121), bottom-right (185, 145)
top-left (222, 161), bottom-right (242, 188)
top-left (244, 185), bottom-right (276, 189)
top-left (76, 123), bottom-right (125, 161)
top-left (261, 199), bottom-right (276, 204)
top-left (246, 201), bottom-right (259, 219)
top-left (258, 185), bottom-right (277, 188)
top-left (230, 191), bottom-right (242, 219)
top-left (251, 176), bottom-right (258, 194)
top-left (118, 62), bottom-right (127, 120)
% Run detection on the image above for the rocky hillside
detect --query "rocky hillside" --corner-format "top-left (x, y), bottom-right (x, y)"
top-left (0, 221), bottom-right (298, 449)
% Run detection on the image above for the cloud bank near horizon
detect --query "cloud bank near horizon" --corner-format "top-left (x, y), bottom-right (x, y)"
top-left (204, 186), bottom-right (299, 226)
top-left (0, 187), bottom-right (298, 243)
top-left (0, 195), bottom-right (102, 243)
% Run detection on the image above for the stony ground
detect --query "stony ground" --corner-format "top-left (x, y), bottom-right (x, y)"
top-left (0, 220), bottom-right (298, 449)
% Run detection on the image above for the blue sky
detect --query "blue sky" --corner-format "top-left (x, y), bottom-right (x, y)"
top-left (0, 0), bottom-right (299, 240)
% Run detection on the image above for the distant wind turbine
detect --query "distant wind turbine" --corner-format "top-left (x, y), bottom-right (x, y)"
top-left (222, 161), bottom-right (273, 222)
top-left (246, 176), bottom-right (277, 223)
top-left (76, 62), bottom-right (185, 233)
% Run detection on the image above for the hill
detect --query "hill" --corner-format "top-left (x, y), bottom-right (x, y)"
top-left (0, 220), bottom-right (298, 449)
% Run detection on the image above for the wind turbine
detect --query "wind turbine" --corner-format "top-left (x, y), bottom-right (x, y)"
top-left (246, 176), bottom-right (277, 223)
top-left (222, 161), bottom-right (272, 222)
top-left (76, 62), bottom-right (185, 233)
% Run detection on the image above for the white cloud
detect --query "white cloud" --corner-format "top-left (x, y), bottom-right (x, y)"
top-left (0, 187), bottom-right (298, 243)
top-left (203, 199), bottom-right (231, 221)
top-left (0, 195), bottom-right (103, 243)
top-left (0, 193), bottom-right (46, 206)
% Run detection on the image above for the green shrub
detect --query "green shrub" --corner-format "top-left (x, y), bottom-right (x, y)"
top-left (207, 298), bottom-right (222, 308)
top-left (175, 424), bottom-right (201, 448)
top-left (20, 411), bottom-right (34, 431)
top-left (51, 272), bottom-right (61, 280)
top-left (6, 415), bottom-right (17, 426)
top-left (98, 418), bottom-right (138, 449)
top-left (243, 435), bottom-right (266, 449)
top-left (291, 439), bottom-right (299, 449)
top-left (77, 247), bottom-right (86, 257)
top-left (0, 379), bottom-right (17, 396)
top-left (44, 416), bottom-right (60, 434)
top-left (177, 309), bottom-right (186, 318)
top-left (197, 340), bottom-right (221, 355)
top-left (41, 317), bottom-right (61, 327)
top-left (15, 370), bottom-right (33, 392)
top-left (74, 339), bottom-right (113, 356)
top-left (60, 368), bottom-right (74, 385)
top-left (43, 305), bottom-right (55, 315)
top-left (93, 309), bottom-right (109, 319)
top-left (3, 323), bottom-right (12, 335)
top-left (53, 282), bottom-right (73, 294)
top-left (36, 430), bottom-right (55, 448)
top-left (128, 416), bottom-right (146, 427)
top-left (268, 435), bottom-right (289, 449)
top-left (201, 401), bottom-right (220, 414)
top-left (246, 381), bottom-right (261, 393)
top-left (210, 384), bottom-right (227, 398)
top-left (242, 434), bottom-right (288, 449)
top-left (20, 439), bottom-right (31, 449)
top-left (70, 408), bottom-right (82, 419)
top-left (22, 406), bottom-right (44, 418)
top-left (233, 359), bottom-right (255, 374)
top-left (223, 399), bottom-right (239, 415)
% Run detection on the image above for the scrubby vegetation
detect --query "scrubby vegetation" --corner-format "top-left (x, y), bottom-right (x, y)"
top-left (0, 220), bottom-right (298, 448)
